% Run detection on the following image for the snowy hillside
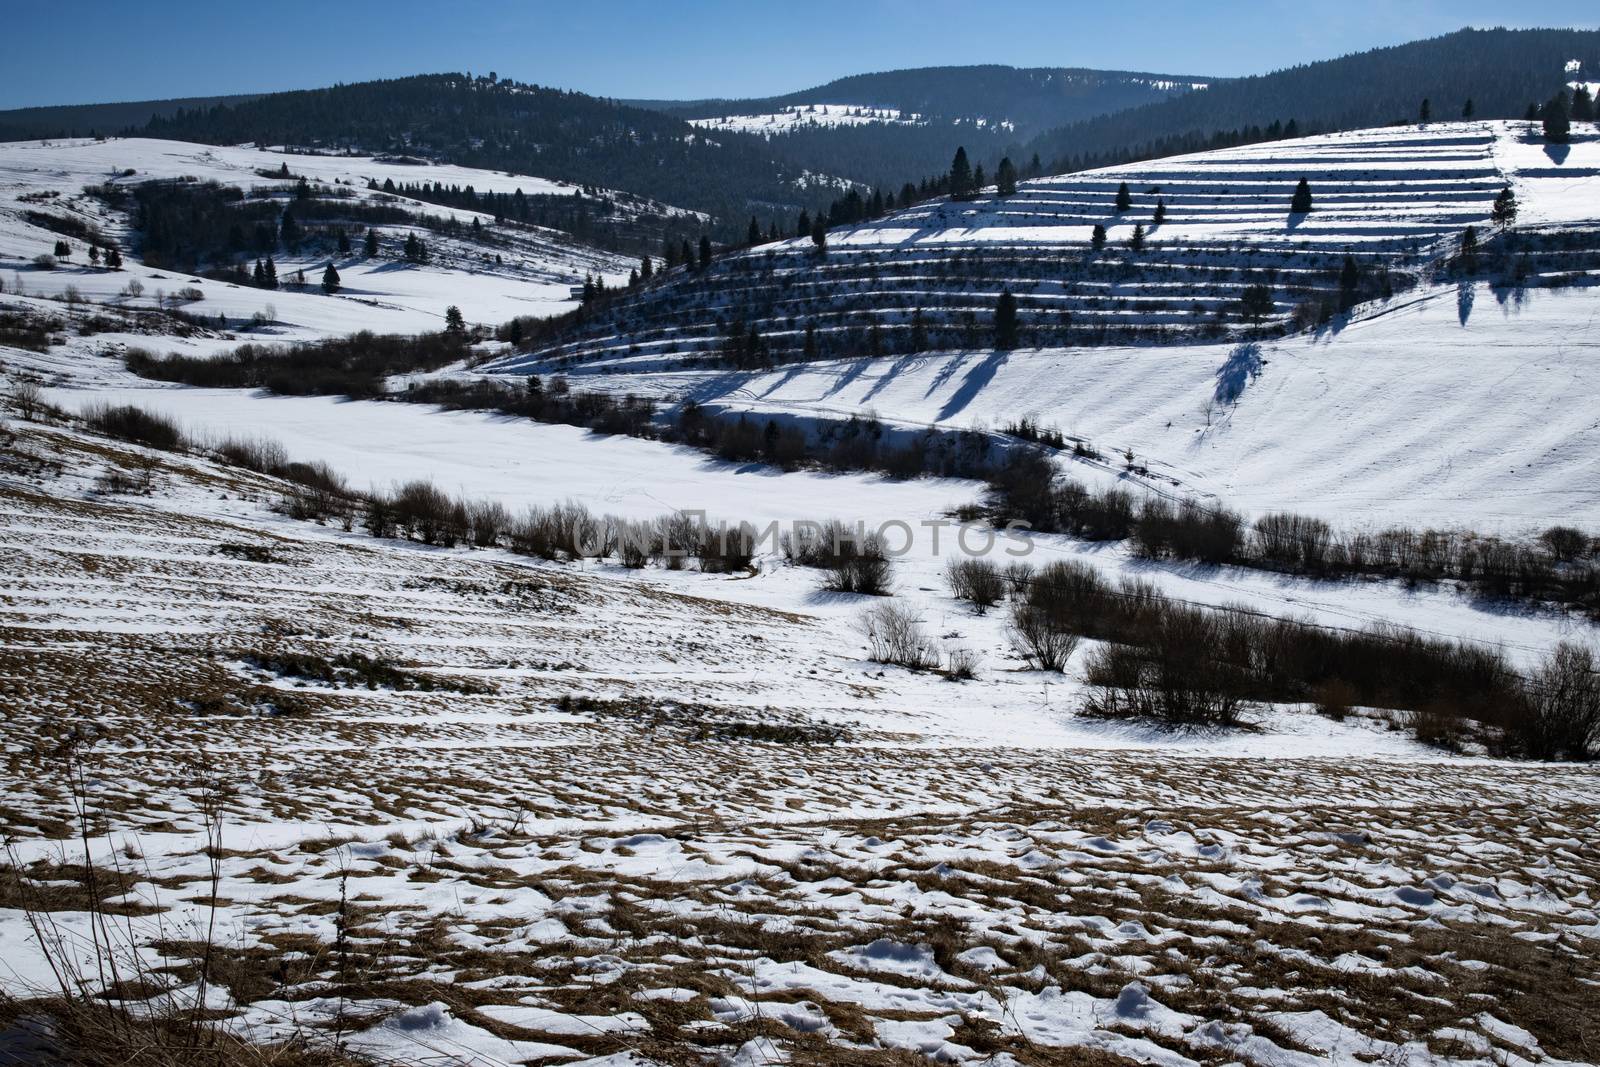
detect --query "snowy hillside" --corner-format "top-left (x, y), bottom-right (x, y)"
top-left (0, 137), bottom-right (663, 337)
top-left (489, 278), bottom-right (1600, 534)
top-left (3, 109), bottom-right (1600, 1066)
top-left (503, 122), bottom-right (1599, 365)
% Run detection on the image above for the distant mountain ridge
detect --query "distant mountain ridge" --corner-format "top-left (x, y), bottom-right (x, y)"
top-left (1024, 27), bottom-right (1600, 169)
top-left (0, 92), bottom-right (263, 142)
top-left (627, 64), bottom-right (1215, 137)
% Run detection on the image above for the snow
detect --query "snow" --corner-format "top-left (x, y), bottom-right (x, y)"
top-left (0, 136), bottom-right (661, 340)
top-left (3, 119), bottom-right (1600, 1067)
top-left (690, 103), bottom-right (923, 135)
top-left (505, 278), bottom-right (1600, 533)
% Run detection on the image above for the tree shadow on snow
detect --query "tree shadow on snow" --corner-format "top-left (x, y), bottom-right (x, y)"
top-left (937, 351), bottom-right (1009, 421)
top-left (1213, 342), bottom-right (1263, 405)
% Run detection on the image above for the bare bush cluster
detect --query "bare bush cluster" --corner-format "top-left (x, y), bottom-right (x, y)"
top-left (784, 520), bottom-right (891, 595)
top-left (988, 448), bottom-right (1600, 613)
top-left (858, 602), bottom-right (940, 670)
top-left (946, 558), bottom-right (1006, 612)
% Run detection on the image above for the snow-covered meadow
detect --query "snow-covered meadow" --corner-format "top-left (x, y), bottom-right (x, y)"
top-left (2, 121), bottom-right (1599, 1064)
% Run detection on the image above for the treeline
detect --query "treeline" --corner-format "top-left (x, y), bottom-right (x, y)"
top-left (952, 555), bottom-right (1598, 759)
top-left (991, 449), bottom-right (1600, 614)
top-left (370, 177), bottom-right (700, 255)
top-left (1025, 28), bottom-right (1600, 172)
top-left (88, 177), bottom-right (446, 275)
top-left (137, 73), bottom-right (839, 243)
top-left (125, 330), bottom-right (471, 398)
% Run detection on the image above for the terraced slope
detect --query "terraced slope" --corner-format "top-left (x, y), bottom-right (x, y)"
top-left (508, 122), bottom-right (1598, 366)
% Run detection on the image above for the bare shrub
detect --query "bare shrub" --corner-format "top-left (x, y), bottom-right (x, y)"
top-left (1312, 679), bottom-right (1357, 720)
top-left (32, 253), bottom-right (58, 270)
top-left (614, 518), bottom-right (652, 568)
top-left (785, 521), bottom-right (891, 594)
top-left (468, 500), bottom-right (508, 547)
top-left (510, 500), bottom-right (599, 559)
top-left (389, 480), bottom-right (463, 545)
top-left (1540, 525), bottom-right (1589, 563)
top-left (695, 520), bottom-right (757, 573)
top-left (1253, 511), bottom-right (1333, 572)
top-left (945, 646), bottom-right (980, 680)
top-left (1008, 603), bottom-right (1080, 671)
top-left (9, 380), bottom-right (45, 421)
top-left (215, 435), bottom-right (289, 474)
top-left (946, 558), bottom-right (1005, 612)
top-left (1081, 607), bottom-right (1249, 726)
top-left (1512, 642), bottom-right (1600, 760)
top-left (1002, 560), bottom-right (1035, 597)
top-left (858, 602), bottom-right (939, 670)
top-left (82, 402), bottom-right (186, 451)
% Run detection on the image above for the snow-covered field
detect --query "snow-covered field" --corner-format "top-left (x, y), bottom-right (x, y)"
top-left (0, 137), bottom-right (656, 338)
top-left (2, 121), bottom-right (1599, 1064)
top-left (1, 418), bottom-right (1597, 1065)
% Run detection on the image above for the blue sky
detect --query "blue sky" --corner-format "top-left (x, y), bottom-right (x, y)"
top-left (3, 1), bottom-right (1596, 110)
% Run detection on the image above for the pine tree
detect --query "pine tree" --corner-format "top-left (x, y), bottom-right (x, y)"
top-left (1543, 91), bottom-right (1572, 143)
top-left (444, 305), bottom-right (466, 333)
top-left (321, 262), bottom-right (340, 293)
top-left (1462, 98), bottom-right (1475, 119)
top-left (264, 256), bottom-right (278, 290)
top-left (679, 238), bottom-right (694, 268)
top-left (280, 208), bottom-right (300, 250)
top-left (1419, 98), bottom-right (1431, 123)
top-left (628, 268), bottom-right (638, 286)
top-left (1153, 198), bottom-right (1167, 225)
top-left (105, 244), bottom-right (122, 269)
top-left (972, 164), bottom-right (985, 190)
top-left (1459, 225), bottom-right (1479, 273)
top-left (639, 254), bottom-right (652, 280)
top-left (1115, 182), bottom-right (1131, 212)
top-left (365, 228), bottom-right (379, 257)
top-left (1237, 283), bottom-right (1274, 323)
top-left (89, 243), bottom-right (101, 265)
top-left (796, 209), bottom-right (810, 238)
top-left (1338, 254), bottom-right (1361, 309)
top-left (996, 157), bottom-right (1018, 196)
top-left (1128, 223), bottom-right (1146, 252)
top-left (252, 259), bottom-right (264, 287)
top-left (337, 228), bottom-right (352, 256)
top-left (1289, 177), bottom-right (1313, 214)
top-left (698, 235), bottom-right (712, 270)
top-left (1491, 185), bottom-right (1518, 228)
top-left (1090, 223), bottom-right (1106, 250)
top-left (1573, 85), bottom-right (1595, 122)
top-left (295, 176), bottom-right (311, 200)
top-left (747, 216), bottom-right (762, 245)
top-left (994, 288), bottom-right (1019, 349)
top-left (949, 146), bottom-right (972, 196)
top-left (811, 216), bottom-right (828, 253)
top-left (910, 307), bottom-right (928, 351)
